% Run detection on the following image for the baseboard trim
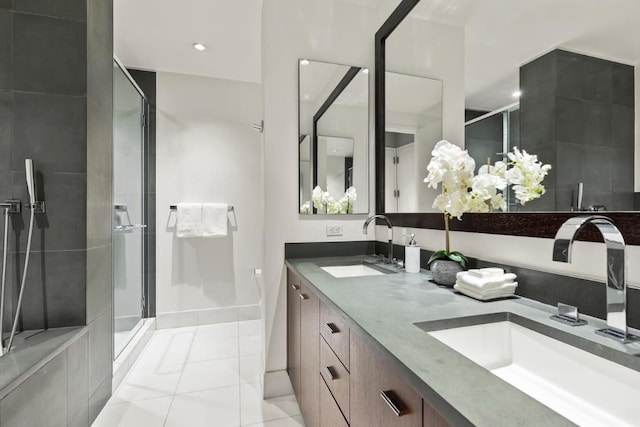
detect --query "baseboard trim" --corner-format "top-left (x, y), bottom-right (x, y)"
top-left (156, 304), bottom-right (261, 329)
top-left (262, 369), bottom-right (294, 399)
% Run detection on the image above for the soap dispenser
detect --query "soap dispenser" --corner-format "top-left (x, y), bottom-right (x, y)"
top-left (404, 233), bottom-right (420, 273)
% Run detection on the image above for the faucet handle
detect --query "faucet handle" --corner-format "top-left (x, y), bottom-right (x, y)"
top-left (550, 303), bottom-right (587, 326)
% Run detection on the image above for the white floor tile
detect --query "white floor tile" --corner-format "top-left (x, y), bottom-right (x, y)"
top-left (133, 328), bottom-right (194, 370)
top-left (92, 396), bottom-right (173, 427)
top-left (240, 354), bottom-right (262, 385)
top-left (165, 387), bottom-right (241, 427)
top-left (194, 322), bottom-right (239, 341)
top-left (188, 335), bottom-right (239, 363)
top-left (177, 357), bottom-right (240, 393)
top-left (133, 342), bottom-right (191, 370)
top-left (239, 320), bottom-right (261, 336)
top-left (240, 383), bottom-right (301, 426)
top-left (239, 334), bottom-right (262, 356)
top-left (111, 366), bottom-right (182, 404)
top-left (243, 416), bottom-right (305, 427)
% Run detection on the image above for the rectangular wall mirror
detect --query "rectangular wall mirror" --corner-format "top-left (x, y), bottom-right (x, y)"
top-left (377, 0), bottom-right (639, 216)
top-left (299, 59), bottom-right (369, 214)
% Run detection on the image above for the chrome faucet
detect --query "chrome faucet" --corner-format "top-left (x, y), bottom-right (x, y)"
top-left (552, 215), bottom-right (637, 342)
top-left (363, 215), bottom-right (394, 264)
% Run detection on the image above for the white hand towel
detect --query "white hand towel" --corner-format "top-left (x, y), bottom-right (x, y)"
top-left (454, 282), bottom-right (518, 301)
top-left (456, 271), bottom-right (517, 290)
top-left (467, 268), bottom-right (504, 278)
top-left (202, 203), bottom-right (228, 237)
top-left (177, 203), bottom-right (203, 238)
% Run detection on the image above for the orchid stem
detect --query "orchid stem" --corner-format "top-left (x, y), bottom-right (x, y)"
top-left (444, 213), bottom-right (450, 254)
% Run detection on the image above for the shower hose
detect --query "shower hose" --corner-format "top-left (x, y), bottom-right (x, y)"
top-left (5, 206), bottom-right (35, 353)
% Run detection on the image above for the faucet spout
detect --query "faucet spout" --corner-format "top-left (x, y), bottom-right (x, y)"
top-left (363, 215), bottom-right (394, 264)
top-left (553, 215), bottom-right (633, 341)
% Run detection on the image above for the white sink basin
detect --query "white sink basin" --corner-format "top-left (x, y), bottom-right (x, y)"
top-left (320, 264), bottom-right (386, 278)
top-left (429, 321), bottom-right (640, 427)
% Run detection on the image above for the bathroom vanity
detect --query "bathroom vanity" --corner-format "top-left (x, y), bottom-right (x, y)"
top-left (285, 255), bottom-right (640, 427)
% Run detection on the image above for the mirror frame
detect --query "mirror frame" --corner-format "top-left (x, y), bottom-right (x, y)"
top-left (374, 0), bottom-right (640, 245)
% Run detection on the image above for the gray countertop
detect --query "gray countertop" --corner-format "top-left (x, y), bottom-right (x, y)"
top-left (286, 255), bottom-right (640, 427)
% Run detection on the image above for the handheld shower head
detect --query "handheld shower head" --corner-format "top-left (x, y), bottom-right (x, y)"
top-left (25, 159), bottom-right (36, 206)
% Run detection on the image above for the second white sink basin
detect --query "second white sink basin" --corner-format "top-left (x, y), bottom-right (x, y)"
top-left (320, 264), bottom-right (386, 278)
top-left (428, 320), bottom-right (640, 427)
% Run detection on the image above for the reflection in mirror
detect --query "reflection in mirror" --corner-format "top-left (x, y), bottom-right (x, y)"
top-left (463, 2), bottom-right (638, 212)
top-left (318, 136), bottom-right (354, 198)
top-left (378, 0), bottom-right (639, 215)
top-left (298, 59), bottom-right (369, 214)
top-left (385, 72), bottom-right (442, 213)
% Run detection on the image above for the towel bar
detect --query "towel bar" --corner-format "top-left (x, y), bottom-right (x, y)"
top-left (169, 204), bottom-right (234, 211)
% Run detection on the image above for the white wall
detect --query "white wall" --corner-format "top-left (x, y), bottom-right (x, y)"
top-left (262, 0), bottom-right (465, 394)
top-left (156, 71), bottom-right (264, 320)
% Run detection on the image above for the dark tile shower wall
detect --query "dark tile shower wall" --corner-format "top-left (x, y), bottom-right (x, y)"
top-left (128, 69), bottom-right (156, 318)
top-left (520, 49), bottom-right (635, 212)
top-left (0, 1), bottom-right (114, 424)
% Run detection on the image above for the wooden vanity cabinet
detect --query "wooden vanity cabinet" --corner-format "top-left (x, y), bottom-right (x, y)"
top-left (350, 331), bottom-right (423, 427)
top-left (287, 267), bottom-right (451, 427)
top-left (286, 269), bottom-right (301, 398)
top-left (287, 268), bottom-right (320, 427)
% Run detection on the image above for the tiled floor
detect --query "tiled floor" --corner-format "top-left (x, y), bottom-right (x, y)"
top-left (92, 320), bottom-right (304, 427)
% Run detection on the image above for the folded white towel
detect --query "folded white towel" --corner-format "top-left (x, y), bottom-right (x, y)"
top-left (454, 282), bottom-right (518, 301)
top-left (176, 203), bottom-right (203, 238)
top-left (456, 271), bottom-right (517, 290)
top-left (467, 267), bottom-right (504, 278)
top-left (202, 203), bottom-right (228, 237)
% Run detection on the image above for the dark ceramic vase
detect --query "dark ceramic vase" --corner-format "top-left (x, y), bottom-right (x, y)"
top-left (429, 259), bottom-right (464, 286)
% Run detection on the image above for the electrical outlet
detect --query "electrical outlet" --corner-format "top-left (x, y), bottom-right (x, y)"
top-left (326, 225), bottom-right (343, 236)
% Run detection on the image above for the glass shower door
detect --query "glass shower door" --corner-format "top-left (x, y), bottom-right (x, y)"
top-left (113, 60), bottom-right (146, 358)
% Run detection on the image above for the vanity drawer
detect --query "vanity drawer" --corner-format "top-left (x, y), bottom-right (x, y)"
top-left (320, 301), bottom-right (350, 370)
top-left (320, 376), bottom-right (349, 427)
top-left (320, 335), bottom-right (350, 422)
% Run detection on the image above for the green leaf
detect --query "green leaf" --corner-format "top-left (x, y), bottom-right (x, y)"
top-left (428, 250), bottom-right (468, 269)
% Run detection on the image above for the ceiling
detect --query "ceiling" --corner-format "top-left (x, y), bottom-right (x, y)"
top-left (114, 0), bottom-right (640, 111)
top-left (113, 0), bottom-right (262, 83)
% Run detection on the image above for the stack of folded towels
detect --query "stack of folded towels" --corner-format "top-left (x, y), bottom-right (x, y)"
top-left (454, 268), bottom-right (518, 301)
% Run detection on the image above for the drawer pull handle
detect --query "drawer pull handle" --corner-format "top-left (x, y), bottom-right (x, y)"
top-left (299, 293), bottom-right (308, 300)
top-left (291, 284), bottom-right (300, 290)
top-left (325, 322), bottom-right (339, 334)
top-left (324, 366), bottom-right (337, 380)
top-left (380, 390), bottom-right (406, 417)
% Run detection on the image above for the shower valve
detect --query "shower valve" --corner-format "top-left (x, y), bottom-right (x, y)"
top-left (26, 201), bottom-right (45, 214)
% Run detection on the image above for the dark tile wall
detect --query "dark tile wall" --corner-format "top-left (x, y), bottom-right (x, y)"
top-left (86, 0), bottom-right (113, 422)
top-left (0, 1), bottom-right (114, 423)
top-left (0, 2), bottom-right (89, 333)
top-left (520, 49), bottom-right (635, 212)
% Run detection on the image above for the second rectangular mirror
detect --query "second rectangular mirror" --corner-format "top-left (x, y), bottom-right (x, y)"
top-left (299, 59), bottom-right (369, 214)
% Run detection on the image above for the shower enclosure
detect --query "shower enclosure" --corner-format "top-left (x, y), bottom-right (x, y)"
top-left (113, 59), bottom-right (148, 358)
top-left (465, 103), bottom-right (520, 211)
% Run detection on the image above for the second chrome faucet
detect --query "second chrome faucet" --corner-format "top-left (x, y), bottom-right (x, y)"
top-left (553, 215), bottom-right (638, 343)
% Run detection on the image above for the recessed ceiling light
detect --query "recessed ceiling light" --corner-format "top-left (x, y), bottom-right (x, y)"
top-left (193, 43), bottom-right (206, 51)
top-left (512, 90), bottom-right (522, 98)
top-left (362, 68), bottom-right (369, 74)
top-left (300, 59), bottom-right (310, 66)
top-left (332, 149), bottom-right (338, 153)
top-left (303, 94), bottom-right (310, 100)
